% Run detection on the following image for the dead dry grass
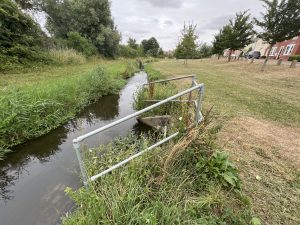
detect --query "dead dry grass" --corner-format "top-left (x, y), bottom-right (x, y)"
top-left (218, 116), bottom-right (300, 224)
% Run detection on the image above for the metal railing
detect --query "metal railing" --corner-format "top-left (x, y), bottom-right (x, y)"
top-left (73, 75), bottom-right (205, 186)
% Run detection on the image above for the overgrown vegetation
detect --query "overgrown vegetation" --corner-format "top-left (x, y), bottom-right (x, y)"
top-left (144, 59), bottom-right (300, 224)
top-left (0, 0), bottom-right (52, 72)
top-left (63, 102), bottom-right (257, 225)
top-left (0, 60), bottom-right (139, 159)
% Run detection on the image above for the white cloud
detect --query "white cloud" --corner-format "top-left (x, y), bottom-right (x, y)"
top-left (111, 0), bottom-right (264, 50)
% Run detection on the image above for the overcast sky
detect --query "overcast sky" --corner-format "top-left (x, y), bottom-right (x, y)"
top-left (111, 0), bottom-right (264, 50)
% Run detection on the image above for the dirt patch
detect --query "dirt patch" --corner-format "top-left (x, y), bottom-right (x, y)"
top-left (218, 116), bottom-right (300, 224)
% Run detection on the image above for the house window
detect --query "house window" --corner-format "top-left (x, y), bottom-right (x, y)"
top-left (283, 44), bottom-right (295, 55)
top-left (270, 47), bottom-right (277, 56)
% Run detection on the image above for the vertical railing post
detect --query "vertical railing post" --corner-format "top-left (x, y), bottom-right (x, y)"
top-left (195, 85), bottom-right (205, 123)
top-left (149, 83), bottom-right (155, 99)
top-left (73, 140), bottom-right (88, 186)
top-left (188, 75), bottom-right (195, 105)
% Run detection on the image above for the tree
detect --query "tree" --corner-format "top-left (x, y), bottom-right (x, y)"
top-left (197, 43), bottom-right (213, 58)
top-left (212, 30), bottom-right (225, 59)
top-left (174, 23), bottom-right (198, 64)
top-left (0, 0), bottom-right (48, 67)
top-left (141, 37), bottom-right (160, 57)
top-left (38, 0), bottom-right (120, 58)
top-left (226, 11), bottom-right (253, 61)
top-left (255, 0), bottom-right (300, 71)
top-left (127, 37), bottom-right (138, 49)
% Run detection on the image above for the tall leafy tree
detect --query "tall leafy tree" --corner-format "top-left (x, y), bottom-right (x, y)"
top-left (197, 43), bottom-right (213, 58)
top-left (255, 0), bottom-right (300, 71)
top-left (141, 37), bottom-right (160, 57)
top-left (127, 37), bottom-right (138, 49)
top-left (212, 27), bottom-right (228, 59)
top-left (39, 0), bottom-right (120, 58)
top-left (226, 11), bottom-right (253, 61)
top-left (0, 0), bottom-right (47, 67)
top-left (174, 23), bottom-right (198, 64)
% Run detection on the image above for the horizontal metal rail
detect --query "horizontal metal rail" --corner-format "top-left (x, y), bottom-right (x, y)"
top-left (144, 74), bottom-right (196, 85)
top-left (90, 132), bottom-right (179, 181)
top-left (73, 76), bottom-right (204, 186)
top-left (73, 83), bottom-right (204, 143)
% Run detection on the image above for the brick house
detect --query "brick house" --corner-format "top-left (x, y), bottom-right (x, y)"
top-left (268, 36), bottom-right (300, 60)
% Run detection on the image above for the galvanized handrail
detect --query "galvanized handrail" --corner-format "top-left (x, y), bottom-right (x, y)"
top-left (144, 74), bottom-right (196, 85)
top-left (73, 75), bottom-right (204, 186)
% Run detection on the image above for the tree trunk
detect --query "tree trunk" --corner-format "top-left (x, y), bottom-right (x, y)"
top-left (261, 44), bottom-right (273, 72)
top-left (228, 50), bottom-right (232, 62)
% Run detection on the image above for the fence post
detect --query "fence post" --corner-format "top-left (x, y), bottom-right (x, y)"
top-left (149, 83), bottom-right (155, 99)
top-left (250, 58), bottom-right (254, 64)
top-left (188, 76), bottom-right (195, 105)
top-left (195, 86), bottom-right (204, 122)
top-left (290, 60), bottom-right (297, 68)
top-left (73, 141), bottom-right (88, 186)
top-left (277, 59), bottom-right (282, 66)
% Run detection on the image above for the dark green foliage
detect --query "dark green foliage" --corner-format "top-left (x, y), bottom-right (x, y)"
top-left (255, 0), bottom-right (300, 70)
top-left (212, 29), bottom-right (226, 57)
top-left (174, 23), bottom-right (198, 61)
top-left (228, 11), bottom-right (253, 51)
top-left (0, 0), bottom-right (51, 72)
top-left (255, 0), bottom-right (300, 46)
top-left (65, 32), bottom-right (97, 56)
top-left (288, 55), bottom-right (300, 62)
top-left (197, 43), bottom-right (213, 58)
top-left (40, 0), bottom-right (120, 58)
top-left (119, 45), bottom-right (139, 58)
top-left (141, 37), bottom-right (160, 57)
top-left (196, 151), bottom-right (241, 188)
top-left (127, 37), bottom-right (138, 49)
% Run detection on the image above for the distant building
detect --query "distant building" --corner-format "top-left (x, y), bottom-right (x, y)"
top-left (268, 36), bottom-right (300, 60)
top-left (244, 38), bottom-right (269, 56)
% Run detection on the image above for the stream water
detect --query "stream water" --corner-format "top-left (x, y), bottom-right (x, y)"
top-left (0, 72), bottom-right (148, 225)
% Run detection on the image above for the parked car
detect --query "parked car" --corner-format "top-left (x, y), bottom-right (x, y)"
top-left (245, 51), bottom-right (261, 59)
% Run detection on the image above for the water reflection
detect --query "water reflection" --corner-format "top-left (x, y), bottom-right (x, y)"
top-left (0, 72), bottom-right (147, 225)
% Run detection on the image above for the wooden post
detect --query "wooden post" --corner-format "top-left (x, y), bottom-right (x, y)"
top-left (276, 59), bottom-right (282, 66)
top-left (149, 83), bottom-right (155, 99)
top-left (250, 58), bottom-right (254, 64)
top-left (290, 60), bottom-right (297, 68)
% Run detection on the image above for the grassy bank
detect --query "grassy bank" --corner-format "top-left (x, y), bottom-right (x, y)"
top-left (63, 109), bottom-right (257, 225)
top-left (143, 59), bottom-right (300, 224)
top-left (0, 59), bottom-right (139, 159)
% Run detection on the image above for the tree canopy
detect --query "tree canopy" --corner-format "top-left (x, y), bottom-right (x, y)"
top-left (38, 0), bottom-right (120, 58)
top-left (141, 37), bottom-right (160, 57)
top-left (255, 0), bottom-right (300, 70)
top-left (174, 23), bottom-right (198, 63)
top-left (0, 0), bottom-right (47, 66)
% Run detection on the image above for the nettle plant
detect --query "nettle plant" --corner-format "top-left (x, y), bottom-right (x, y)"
top-left (196, 151), bottom-right (241, 188)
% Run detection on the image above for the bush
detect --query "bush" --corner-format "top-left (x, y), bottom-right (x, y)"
top-left (0, 0), bottom-right (51, 73)
top-left (119, 45), bottom-right (139, 58)
top-left (66, 32), bottom-right (98, 57)
top-left (49, 49), bottom-right (86, 64)
top-left (288, 55), bottom-right (300, 62)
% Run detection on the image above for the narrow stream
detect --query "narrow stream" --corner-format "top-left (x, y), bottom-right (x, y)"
top-left (0, 72), bottom-right (148, 225)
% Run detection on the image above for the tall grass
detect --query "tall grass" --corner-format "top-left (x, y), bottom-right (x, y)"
top-left (49, 48), bottom-right (86, 65)
top-left (63, 77), bottom-right (259, 225)
top-left (0, 61), bottom-right (138, 158)
top-left (63, 116), bottom-right (255, 224)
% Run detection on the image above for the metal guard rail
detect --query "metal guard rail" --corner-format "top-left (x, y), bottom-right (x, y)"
top-left (73, 75), bottom-right (205, 186)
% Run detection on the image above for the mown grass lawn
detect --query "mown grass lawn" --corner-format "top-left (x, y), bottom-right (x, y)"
top-left (149, 59), bottom-right (300, 126)
top-left (146, 59), bottom-right (300, 224)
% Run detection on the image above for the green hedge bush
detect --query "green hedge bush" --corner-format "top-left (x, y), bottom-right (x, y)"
top-left (288, 55), bottom-right (300, 62)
